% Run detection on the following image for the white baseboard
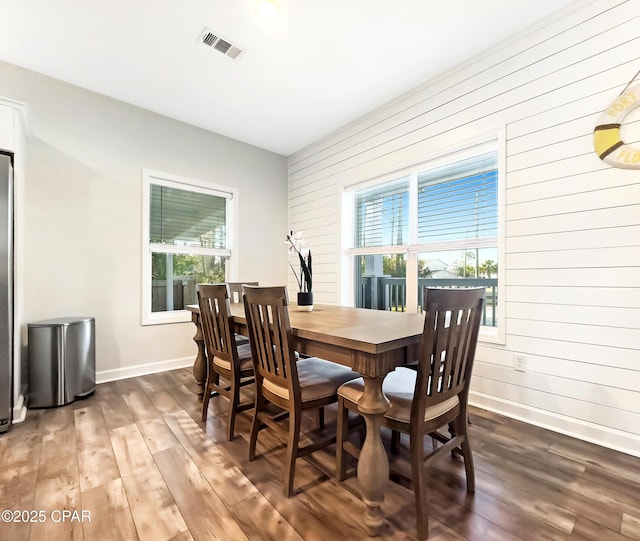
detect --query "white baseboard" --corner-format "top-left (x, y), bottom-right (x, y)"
top-left (11, 393), bottom-right (27, 424)
top-left (96, 356), bottom-right (194, 384)
top-left (470, 391), bottom-right (640, 459)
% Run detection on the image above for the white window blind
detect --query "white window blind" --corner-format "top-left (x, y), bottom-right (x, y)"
top-left (354, 177), bottom-right (409, 248)
top-left (150, 184), bottom-right (229, 249)
top-left (417, 152), bottom-right (497, 244)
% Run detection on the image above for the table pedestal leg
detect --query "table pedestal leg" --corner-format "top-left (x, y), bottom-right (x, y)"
top-left (190, 311), bottom-right (206, 398)
top-left (357, 375), bottom-right (390, 536)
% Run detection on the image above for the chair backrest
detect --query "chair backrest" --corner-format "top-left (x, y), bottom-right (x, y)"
top-left (197, 283), bottom-right (237, 368)
top-left (413, 287), bottom-right (484, 422)
top-left (226, 281), bottom-right (259, 303)
top-left (242, 286), bottom-right (299, 398)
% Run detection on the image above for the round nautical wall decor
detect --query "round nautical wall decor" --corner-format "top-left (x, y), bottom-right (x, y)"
top-left (593, 80), bottom-right (640, 169)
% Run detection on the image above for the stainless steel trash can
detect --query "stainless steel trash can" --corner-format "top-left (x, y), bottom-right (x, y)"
top-left (28, 317), bottom-right (96, 408)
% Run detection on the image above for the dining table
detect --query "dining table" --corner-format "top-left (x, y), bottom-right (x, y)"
top-left (186, 302), bottom-right (425, 536)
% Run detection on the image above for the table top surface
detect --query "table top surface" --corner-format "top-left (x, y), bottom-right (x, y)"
top-left (187, 303), bottom-right (425, 355)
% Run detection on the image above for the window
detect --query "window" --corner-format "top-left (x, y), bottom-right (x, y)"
top-left (346, 139), bottom-right (503, 340)
top-left (142, 170), bottom-right (236, 325)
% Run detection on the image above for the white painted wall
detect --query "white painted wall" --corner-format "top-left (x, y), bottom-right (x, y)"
top-left (288, 0), bottom-right (640, 456)
top-left (0, 60), bottom-right (288, 382)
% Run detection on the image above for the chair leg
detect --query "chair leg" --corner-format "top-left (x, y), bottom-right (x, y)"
top-left (226, 377), bottom-right (240, 441)
top-left (410, 433), bottom-right (429, 541)
top-left (248, 393), bottom-right (264, 461)
top-left (391, 430), bottom-right (401, 453)
top-left (284, 407), bottom-right (302, 498)
top-left (201, 382), bottom-right (212, 422)
top-left (317, 407), bottom-right (325, 431)
top-left (448, 421), bottom-right (459, 457)
top-left (458, 414), bottom-right (475, 493)
top-left (336, 396), bottom-right (349, 481)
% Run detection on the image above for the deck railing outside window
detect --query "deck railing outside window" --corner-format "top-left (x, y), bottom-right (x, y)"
top-left (356, 276), bottom-right (497, 326)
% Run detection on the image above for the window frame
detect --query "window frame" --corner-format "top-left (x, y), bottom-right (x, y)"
top-left (141, 169), bottom-right (238, 325)
top-left (343, 134), bottom-right (505, 344)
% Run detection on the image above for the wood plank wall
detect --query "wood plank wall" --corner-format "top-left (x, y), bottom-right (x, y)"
top-left (287, 0), bottom-right (640, 457)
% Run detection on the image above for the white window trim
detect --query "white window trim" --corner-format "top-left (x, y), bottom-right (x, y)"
top-left (141, 169), bottom-right (238, 325)
top-left (342, 132), bottom-right (506, 344)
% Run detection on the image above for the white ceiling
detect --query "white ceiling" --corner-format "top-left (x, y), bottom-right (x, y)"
top-left (0, 0), bottom-right (578, 156)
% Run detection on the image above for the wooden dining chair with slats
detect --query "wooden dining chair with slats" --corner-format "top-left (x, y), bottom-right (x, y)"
top-left (243, 285), bottom-right (360, 497)
top-left (336, 287), bottom-right (485, 540)
top-left (197, 283), bottom-right (255, 441)
top-left (225, 281), bottom-right (258, 304)
top-left (224, 282), bottom-right (258, 345)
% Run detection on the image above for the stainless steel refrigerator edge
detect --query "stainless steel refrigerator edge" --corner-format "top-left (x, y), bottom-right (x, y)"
top-left (0, 152), bottom-right (13, 433)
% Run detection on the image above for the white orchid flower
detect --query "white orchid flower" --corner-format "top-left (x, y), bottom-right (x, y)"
top-left (285, 230), bottom-right (312, 293)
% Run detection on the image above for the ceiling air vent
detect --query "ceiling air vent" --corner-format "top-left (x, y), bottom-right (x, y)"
top-left (199, 27), bottom-right (243, 60)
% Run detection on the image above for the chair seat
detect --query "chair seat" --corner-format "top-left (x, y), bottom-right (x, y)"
top-left (338, 367), bottom-right (459, 424)
top-left (213, 342), bottom-right (254, 372)
top-left (263, 357), bottom-right (359, 402)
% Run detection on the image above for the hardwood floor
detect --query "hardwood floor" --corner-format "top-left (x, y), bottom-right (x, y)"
top-left (1, 368), bottom-right (639, 541)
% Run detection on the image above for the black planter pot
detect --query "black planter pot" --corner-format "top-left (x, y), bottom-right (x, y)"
top-left (297, 291), bottom-right (314, 311)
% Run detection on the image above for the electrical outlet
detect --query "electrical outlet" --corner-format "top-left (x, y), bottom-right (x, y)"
top-left (513, 354), bottom-right (527, 372)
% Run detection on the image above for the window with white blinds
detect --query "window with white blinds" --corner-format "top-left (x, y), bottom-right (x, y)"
top-left (347, 139), bottom-right (502, 338)
top-left (142, 170), bottom-right (235, 325)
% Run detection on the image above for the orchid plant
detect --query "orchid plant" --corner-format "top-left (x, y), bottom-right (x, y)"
top-left (285, 230), bottom-right (312, 292)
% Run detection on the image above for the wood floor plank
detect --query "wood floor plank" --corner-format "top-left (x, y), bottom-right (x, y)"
top-left (109, 424), bottom-right (155, 476)
top-left (144, 387), bottom-right (182, 416)
top-left (468, 442), bottom-right (621, 532)
top-left (121, 390), bottom-right (179, 454)
top-left (222, 431), bottom-right (392, 541)
top-left (170, 369), bottom-right (200, 390)
top-left (163, 382), bottom-right (203, 424)
top-left (98, 389), bottom-right (135, 431)
top-left (621, 512), bottom-right (640, 539)
top-left (569, 466), bottom-right (640, 518)
top-left (295, 476), bottom-right (403, 540)
top-left (571, 516), bottom-right (631, 541)
top-left (81, 478), bottom-right (138, 541)
top-left (153, 371), bottom-right (185, 392)
top-left (228, 492), bottom-right (305, 541)
top-left (134, 374), bottom-right (163, 395)
top-left (114, 377), bottom-right (143, 395)
top-left (445, 482), bottom-right (575, 541)
top-left (168, 531), bottom-right (196, 541)
top-left (29, 407), bottom-right (82, 541)
top-left (164, 411), bottom-right (260, 507)
top-left (154, 445), bottom-right (250, 541)
top-left (0, 413), bottom-right (44, 541)
top-left (74, 404), bottom-right (120, 492)
top-left (549, 438), bottom-right (640, 485)
top-left (406, 474), bottom-right (525, 541)
top-left (0, 429), bottom-right (8, 459)
top-left (109, 423), bottom-right (188, 541)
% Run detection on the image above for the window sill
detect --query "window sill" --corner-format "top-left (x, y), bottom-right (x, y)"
top-left (142, 310), bottom-right (191, 326)
top-left (479, 326), bottom-right (505, 346)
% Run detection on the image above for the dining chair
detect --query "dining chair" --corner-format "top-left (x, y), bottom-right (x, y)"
top-left (225, 282), bottom-right (258, 345)
top-left (226, 281), bottom-right (259, 304)
top-left (336, 287), bottom-right (484, 540)
top-left (242, 285), bottom-right (360, 498)
top-left (197, 283), bottom-right (255, 441)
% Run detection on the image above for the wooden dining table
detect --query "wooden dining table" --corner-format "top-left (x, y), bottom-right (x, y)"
top-left (186, 302), bottom-right (425, 536)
